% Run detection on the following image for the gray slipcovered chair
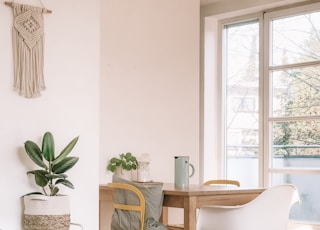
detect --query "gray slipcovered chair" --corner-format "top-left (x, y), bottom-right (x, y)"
top-left (110, 175), bottom-right (168, 230)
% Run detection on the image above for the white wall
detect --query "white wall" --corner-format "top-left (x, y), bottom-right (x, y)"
top-left (100, 0), bottom-right (200, 224)
top-left (0, 0), bottom-right (100, 229)
top-left (100, 0), bottom-right (200, 184)
top-left (0, 0), bottom-right (199, 228)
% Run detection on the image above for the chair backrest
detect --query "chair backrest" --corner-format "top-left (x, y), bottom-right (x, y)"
top-left (197, 184), bottom-right (300, 230)
top-left (203, 179), bottom-right (240, 187)
top-left (108, 182), bottom-right (146, 230)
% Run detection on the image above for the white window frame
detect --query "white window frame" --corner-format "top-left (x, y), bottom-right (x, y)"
top-left (202, 1), bottom-right (320, 227)
top-left (215, 2), bottom-right (320, 187)
top-left (217, 13), bottom-right (265, 186)
top-left (263, 1), bottom-right (320, 186)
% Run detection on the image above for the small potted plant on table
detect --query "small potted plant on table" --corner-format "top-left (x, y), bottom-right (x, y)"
top-left (23, 131), bottom-right (79, 230)
top-left (107, 152), bottom-right (138, 181)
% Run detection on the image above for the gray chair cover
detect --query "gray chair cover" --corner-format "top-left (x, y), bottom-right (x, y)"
top-left (111, 175), bottom-right (168, 230)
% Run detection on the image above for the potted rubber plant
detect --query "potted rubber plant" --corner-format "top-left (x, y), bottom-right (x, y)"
top-left (107, 152), bottom-right (138, 181)
top-left (23, 131), bottom-right (79, 230)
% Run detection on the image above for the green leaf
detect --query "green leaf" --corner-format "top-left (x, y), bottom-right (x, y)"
top-left (110, 165), bottom-right (117, 172)
top-left (110, 158), bottom-right (121, 164)
top-left (107, 164), bottom-right (117, 172)
top-left (52, 157), bottom-right (79, 174)
top-left (28, 170), bottom-right (49, 187)
top-left (107, 164), bottom-right (113, 171)
top-left (24, 141), bottom-right (47, 169)
top-left (53, 136), bottom-right (79, 165)
top-left (42, 132), bottom-right (55, 161)
top-left (45, 173), bottom-right (67, 179)
top-left (51, 187), bottom-right (59, 196)
top-left (55, 179), bottom-right (74, 189)
top-left (23, 192), bottom-right (44, 196)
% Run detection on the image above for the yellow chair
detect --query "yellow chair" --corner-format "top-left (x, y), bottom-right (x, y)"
top-left (203, 179), bottom-right (240, 187)
top-left (108, 183), bottom-right (146, 230)
top-left (167, 179), bottom-right (240, 230)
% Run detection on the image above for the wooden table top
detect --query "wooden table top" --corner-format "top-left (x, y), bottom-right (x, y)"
top-left (162, 183), bottom-right (265, 195)
top-left (100, 183), bottom-right (265, 195)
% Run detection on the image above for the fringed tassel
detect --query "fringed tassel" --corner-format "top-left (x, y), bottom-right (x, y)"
top-left (12, 3), bottom-right (46, 98)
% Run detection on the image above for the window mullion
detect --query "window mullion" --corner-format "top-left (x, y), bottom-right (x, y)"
top-left (270, 60), bottom-right (320, 71)
top-left (262, 10), bottom-right (271, 188)
top-left (270, 115), bottom-right (320, 122)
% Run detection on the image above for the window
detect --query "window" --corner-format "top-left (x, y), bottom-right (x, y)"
top-left (215, 2), bottom-right (320, 224)
top-left (223, 19), bottom-right (260, 188)
top-left (231, 97), bottom-right (256, 112)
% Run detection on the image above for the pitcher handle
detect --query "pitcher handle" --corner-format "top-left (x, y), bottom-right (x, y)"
top-left (189, 163), bottom-right (195, 177)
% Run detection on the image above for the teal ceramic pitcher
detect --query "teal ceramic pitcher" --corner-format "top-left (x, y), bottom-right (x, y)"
top-left (174, 156), bottom-right (195, 188)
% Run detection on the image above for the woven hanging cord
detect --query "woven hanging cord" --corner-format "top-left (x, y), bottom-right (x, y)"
top-left (11, 3), bottom-right (45, 98)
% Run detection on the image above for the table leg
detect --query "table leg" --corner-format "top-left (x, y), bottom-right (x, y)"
top-left (184, 196), bottom-right (197, 230)
top-left (160, 206), bottom-right (169, 226)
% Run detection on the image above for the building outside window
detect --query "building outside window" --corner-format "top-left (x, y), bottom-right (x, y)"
top-left (213, 2), bottom-right (320, 224)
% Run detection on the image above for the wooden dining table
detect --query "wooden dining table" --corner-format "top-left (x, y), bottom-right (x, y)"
top-left (99, 183), bottom-right (265, 230)
top-left (160, 183), bottom-right (265, 230)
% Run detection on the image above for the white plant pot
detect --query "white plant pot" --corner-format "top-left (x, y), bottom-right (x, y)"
top-left (115, 167), bottom-right (132, 181)
top-left (23, 194), bottom-right (70, 230)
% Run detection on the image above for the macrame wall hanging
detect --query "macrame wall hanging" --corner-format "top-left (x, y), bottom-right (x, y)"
top-left (5, 1), bottom-right (52, 98)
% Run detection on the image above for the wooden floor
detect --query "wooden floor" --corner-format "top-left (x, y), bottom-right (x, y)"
top-left (166, 223), bottom-right (320, 230)
top-left (288, 222), bottom-right (320, 230)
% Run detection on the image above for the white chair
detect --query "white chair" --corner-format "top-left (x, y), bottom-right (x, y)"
top-left (167, 179), bottom-right (240, 230)
top-left (196, 184), bottom-right (300, 230)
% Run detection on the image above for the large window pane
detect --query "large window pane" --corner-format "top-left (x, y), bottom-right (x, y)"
top-left (227, 155), bottom-right (259, 187)
top-left (271, 66), bottom-right (320, 117)
top-left (225, 20), bottom-right (259, 186)
top-left (216, 4), bottom-right (320, 226)
top-left (272, 120), bottom-right (320, 167)
top-left (272, 173), bottom-right (320, 223)
top-left (271, 11), bottom-right (320, 66)
top-left (268, 6), bottom-right (320, 225)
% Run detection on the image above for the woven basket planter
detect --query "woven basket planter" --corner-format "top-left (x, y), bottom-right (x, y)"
top-left (23, 195), bottom-right (70, 230)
